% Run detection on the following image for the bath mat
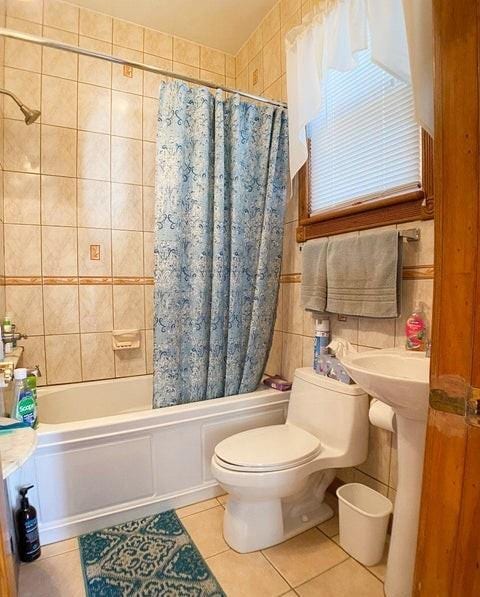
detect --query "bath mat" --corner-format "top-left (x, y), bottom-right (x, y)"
top-left (79, 510), bottom-right (225, 596)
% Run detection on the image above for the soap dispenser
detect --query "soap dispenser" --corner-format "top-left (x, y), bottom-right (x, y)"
top-left (405, 303), bottom-right (427, 351)
top-left (16, 485), bottom-right (41, 562)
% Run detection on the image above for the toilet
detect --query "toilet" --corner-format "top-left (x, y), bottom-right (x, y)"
top-left (211, 367), bottom-right (369, 553)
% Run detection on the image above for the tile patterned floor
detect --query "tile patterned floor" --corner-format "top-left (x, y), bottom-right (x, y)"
top-left (19, 492), bottom-right (387, 596)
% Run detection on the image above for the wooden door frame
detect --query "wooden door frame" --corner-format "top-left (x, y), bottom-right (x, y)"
top-left (414, 0), bottom-right (480, 594)
top-left (0, 470), bottom-right (16, 596)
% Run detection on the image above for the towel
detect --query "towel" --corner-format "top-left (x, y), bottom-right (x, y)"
top-left (301, 238), bottom-right (328, 312)
top-left (326, 230), bottom-right (402, 318)
top-left (0, 421), bottom-right (30, 435)
top-left (0, 421), bottom-right (29, 430)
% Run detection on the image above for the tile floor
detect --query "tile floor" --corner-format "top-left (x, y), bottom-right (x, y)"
top-left (18, 492), bottom-right (388, 596)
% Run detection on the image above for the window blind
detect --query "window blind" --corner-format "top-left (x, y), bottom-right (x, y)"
top-left (306, 45), bottom-right (421, 215)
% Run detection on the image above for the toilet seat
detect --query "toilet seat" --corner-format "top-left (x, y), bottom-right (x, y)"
top-left (214, 424), bottom-right (321, 473)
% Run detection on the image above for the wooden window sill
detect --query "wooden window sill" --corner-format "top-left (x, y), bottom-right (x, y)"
top-left (297, 190), bottom-right (433, 242)
top-left (297, 130), bottom-right (434, 242)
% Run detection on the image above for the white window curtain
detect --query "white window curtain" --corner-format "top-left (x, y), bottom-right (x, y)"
top-left (286, 0), bottom-right (433, 179)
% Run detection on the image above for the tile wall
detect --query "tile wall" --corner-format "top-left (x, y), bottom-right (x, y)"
top-left (1, 0), bottom-right (435, 498)
top-left (235, 0), bottom-right (435, 500)
top-left (0, 0), bottom-right (5, 320)
top-left (1, 0), bottom-right (235, 385)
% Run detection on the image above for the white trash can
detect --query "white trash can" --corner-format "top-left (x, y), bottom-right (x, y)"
top-left (336, 483), bottom-right (393, 566)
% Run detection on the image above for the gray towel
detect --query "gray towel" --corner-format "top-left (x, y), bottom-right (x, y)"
top-left (301, 238), bottom-right (328, 312)
top-left (326, 230), bottom-right (402, 318)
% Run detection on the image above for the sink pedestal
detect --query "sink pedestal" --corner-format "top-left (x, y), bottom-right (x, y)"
top-left (385, 415), bottom-right (427, 597)
top-left (339, 349), bottom-right (430, 596)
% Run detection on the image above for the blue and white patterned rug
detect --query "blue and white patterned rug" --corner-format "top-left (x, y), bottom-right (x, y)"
top-left (79, 510), bottom-right (225, 596)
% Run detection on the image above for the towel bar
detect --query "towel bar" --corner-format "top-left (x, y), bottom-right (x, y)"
top-left (399, 228), bottom-right (420, 241)
top-left (299, 227), bottom-right (421, 251)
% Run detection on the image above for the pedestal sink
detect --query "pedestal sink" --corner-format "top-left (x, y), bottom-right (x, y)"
top-left (340, 348), bottom-right (430, 597)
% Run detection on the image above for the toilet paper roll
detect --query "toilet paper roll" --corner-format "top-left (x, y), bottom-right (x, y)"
top-left (369, 399), bottom-right (396, 432)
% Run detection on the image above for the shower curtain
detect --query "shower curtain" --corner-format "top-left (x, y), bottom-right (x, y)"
top-left (153, 81), bottom-right (288, 408)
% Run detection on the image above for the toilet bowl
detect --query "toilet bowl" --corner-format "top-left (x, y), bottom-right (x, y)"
top-left (211, 368), bottom-right (369, 553)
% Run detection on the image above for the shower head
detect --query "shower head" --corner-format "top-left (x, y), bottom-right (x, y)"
top-left (0, 88), bottom-right (41, 125)
top-left (19, 104), bottom-right (41, 125)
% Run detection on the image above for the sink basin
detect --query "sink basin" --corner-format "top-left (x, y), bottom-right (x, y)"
top-left (340, 348), bottom-right (430, 597)
top-left (340, 349), bottom-right (430, 421)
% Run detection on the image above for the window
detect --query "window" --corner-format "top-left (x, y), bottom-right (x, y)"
top-left (297, 45), bottom-right (433, 241)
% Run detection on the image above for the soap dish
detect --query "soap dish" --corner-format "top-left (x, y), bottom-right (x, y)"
top-left (112, 330), bottom-right (141, 351)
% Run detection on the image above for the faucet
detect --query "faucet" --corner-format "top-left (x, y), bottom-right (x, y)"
top-left (425, 340), bottom-right (432, 358)
top-left (26, 365), bottom-right (42, 378)
top-left (1, 326), bottom-right (27, 348)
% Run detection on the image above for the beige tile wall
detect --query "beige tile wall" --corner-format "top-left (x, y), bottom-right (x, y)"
top-left (2, 0), bottom-right (235, 385)
top-left (0, 1), bottom-right (5, 321)
top-left (236, 0), bottom-right (435, 500)
top-left (1, 0), bottom-right (434, 498)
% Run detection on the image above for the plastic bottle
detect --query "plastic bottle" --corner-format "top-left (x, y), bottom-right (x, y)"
top-left (313, 319), bottom-right (330, 373)
top-left (12, 368), bottom-right (37, 428)
top-left (16, 485), bottom-right (41, 562)
top-left (326, 357), bottom-right (353, 384)
top-left (2, 314), bottom-right (12, 354)
top-left (26, 373), bottom-right (38, 429)
top-left (405, 303), bottom-right (427, 351)
top-left (2, 313), bottom-right (12, 333)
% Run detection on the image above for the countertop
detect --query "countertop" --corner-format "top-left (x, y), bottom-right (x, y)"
top-left (0, 418), bottom-right (37, 479)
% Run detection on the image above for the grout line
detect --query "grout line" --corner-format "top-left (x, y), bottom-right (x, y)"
top-left (257, 549), bottom-right (295, 589)
top-left (293, 557), bottom-right (353, 592)
top-left (352, 468), bottom-right (391, 494)
top-left (20, 542), bottom-right (80, 565)
top-left (74, 43), bottom-right (83, 383)
top-left (363, 561), bottom-right (387, 584)
top-left (203, 545), bottom-right (231, 561)
top-left (140, 90), bottom-right (148, 375)
top-left (261, 527), bottom-right (350, 589)
top-left (109, 72), bottom-right (117, 381)
top-left (176, 502), bottom-right (223, 520)
top-left (38, 26), bottom-right (49, 385)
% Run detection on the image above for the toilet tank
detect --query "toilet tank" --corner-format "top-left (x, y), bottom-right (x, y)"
top-left (286, 368), bottom-right (369, 462)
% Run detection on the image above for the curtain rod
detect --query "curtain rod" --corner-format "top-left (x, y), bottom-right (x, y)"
top-left (0, 28), bottom-right (288, 109)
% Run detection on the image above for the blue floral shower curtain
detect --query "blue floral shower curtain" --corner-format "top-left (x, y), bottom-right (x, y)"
top-left (153, 81), bottom-right (289, 409)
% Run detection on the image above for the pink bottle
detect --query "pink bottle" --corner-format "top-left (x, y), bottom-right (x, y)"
top-left (405, 303), bottom-right (427, 351)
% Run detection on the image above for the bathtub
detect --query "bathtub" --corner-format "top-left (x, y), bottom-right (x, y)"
top-left (6, 375), bottom-right (289, 544)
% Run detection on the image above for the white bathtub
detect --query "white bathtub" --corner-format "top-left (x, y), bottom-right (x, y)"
top-left (7, 375), bottom-right (289, 544)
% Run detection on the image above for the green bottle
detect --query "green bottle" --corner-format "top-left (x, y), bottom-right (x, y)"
top-left (12, 368), bottom-right (37, 428)
top-left (26, 374), bottom-right (38, 430)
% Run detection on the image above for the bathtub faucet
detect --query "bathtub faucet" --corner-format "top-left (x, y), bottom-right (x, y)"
top-left (1, 331), bottom-right (28, 343)
top-left (0, 327), bottom-right (28, 361)
top-left (26, 365), bottom-right (42, 378)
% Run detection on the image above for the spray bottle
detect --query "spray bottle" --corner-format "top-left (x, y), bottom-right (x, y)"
top-left (313, 319), bottom-right (330, 374)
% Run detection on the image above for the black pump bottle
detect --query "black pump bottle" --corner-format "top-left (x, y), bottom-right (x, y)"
top-left (16, 485), bottom-right (41, 562)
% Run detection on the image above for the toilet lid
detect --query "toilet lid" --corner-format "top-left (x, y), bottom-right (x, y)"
top-left (214, 424), bottom-right (321, 472)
